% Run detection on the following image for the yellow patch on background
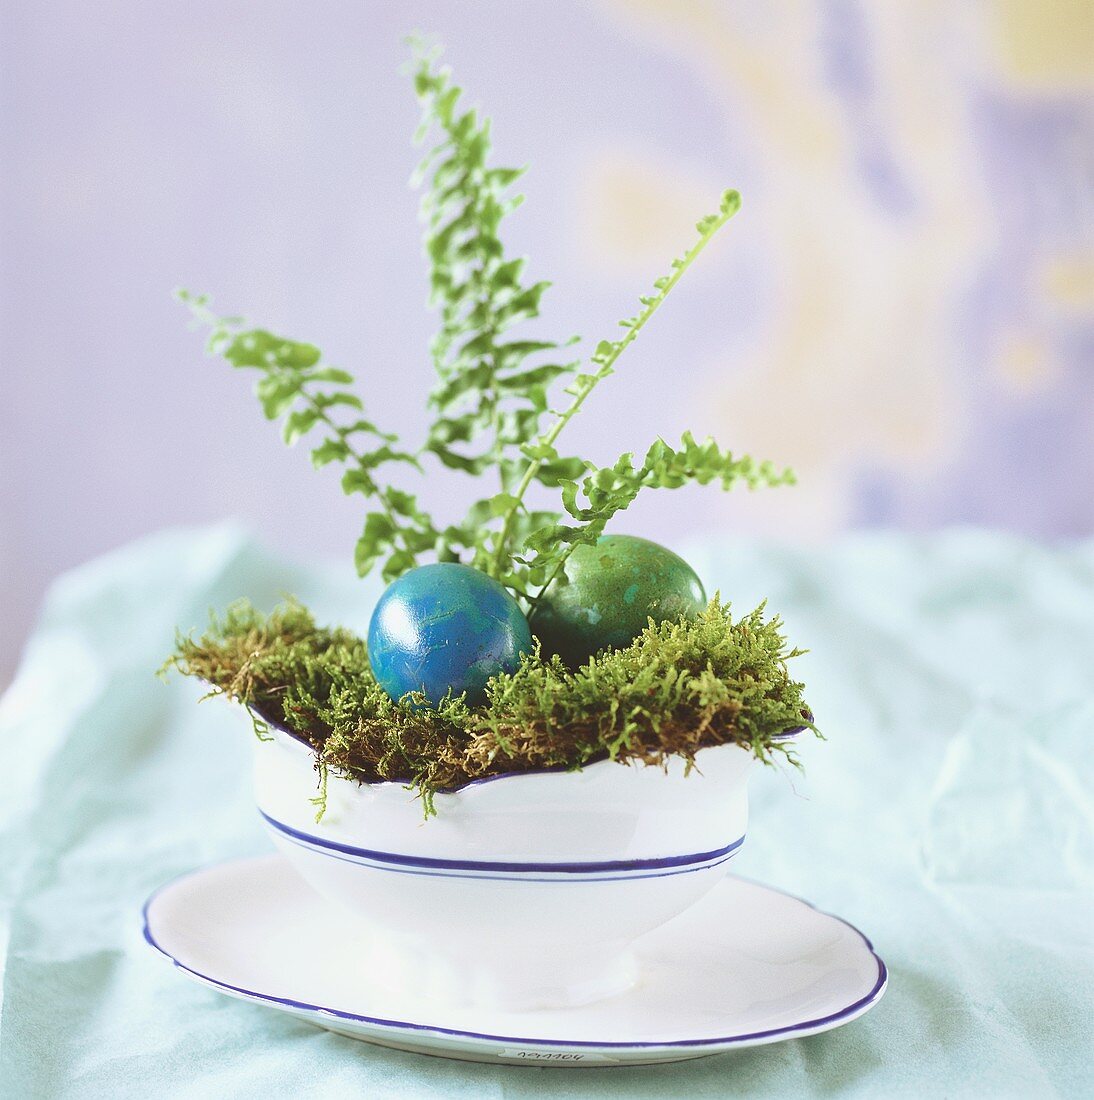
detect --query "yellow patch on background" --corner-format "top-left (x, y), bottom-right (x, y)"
top-left (996, 333), bottom-right (1058, 394)
top-left (992, 0), bottom-right (1094, 87)
top-left (1042, 257), bottom-right (1094, 313)
top-left (578, 151), bottom-right (724, 273)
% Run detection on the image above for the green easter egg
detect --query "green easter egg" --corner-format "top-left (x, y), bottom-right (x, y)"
top-left (529, 534), bottom-right (707, 668)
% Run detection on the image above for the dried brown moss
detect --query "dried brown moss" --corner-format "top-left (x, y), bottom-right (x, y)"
top-left (162, 597), bottom-right (816, 814)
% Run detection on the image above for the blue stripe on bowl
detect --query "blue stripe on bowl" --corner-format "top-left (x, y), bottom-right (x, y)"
top-left (259, 809), bottom-right (744, 877)
top-left (270, 832), bottom-right (743, 883)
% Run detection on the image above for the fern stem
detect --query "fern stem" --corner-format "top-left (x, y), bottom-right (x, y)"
top-left (492, 193), bottom-right (741, 577)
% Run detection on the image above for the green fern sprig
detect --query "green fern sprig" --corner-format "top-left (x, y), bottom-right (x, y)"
top-left (179, 42), bottom-right (794, 604)
top-left (491, 189), bottom-right (784, 593)
top-left (409, 40), bottom-right (585, 574)
top-left (177, 291), bottom-right (439, 581)
top-left (524, 432), bottom-right (796, 596)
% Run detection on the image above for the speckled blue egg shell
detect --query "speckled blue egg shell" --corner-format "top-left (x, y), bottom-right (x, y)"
top-left (528, 534), bottom-right (707, 668)
top-left (367, 563), bottom-right (532, 707)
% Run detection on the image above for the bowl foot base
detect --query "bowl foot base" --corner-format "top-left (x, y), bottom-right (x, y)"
top-left (358, 931), bottom-right (638, 1012)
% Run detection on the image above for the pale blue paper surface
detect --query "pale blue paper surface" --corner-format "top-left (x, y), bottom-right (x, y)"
top-left (1, 525), bottom-right (1091, 1098)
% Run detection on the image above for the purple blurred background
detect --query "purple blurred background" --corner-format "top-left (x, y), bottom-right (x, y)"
top-left (2, 0), bottom-right (1092, 683)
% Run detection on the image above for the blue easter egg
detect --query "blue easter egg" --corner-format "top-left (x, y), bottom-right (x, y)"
top-left (367, 563), bottom-right (532, 706)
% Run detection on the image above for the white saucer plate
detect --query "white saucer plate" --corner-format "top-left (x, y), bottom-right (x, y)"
top-left (143, 855), bottom-right (887, 1067)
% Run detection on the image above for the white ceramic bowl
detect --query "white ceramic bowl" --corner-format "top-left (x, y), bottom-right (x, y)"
top-left (253, 725), bottom-right (762, 1011)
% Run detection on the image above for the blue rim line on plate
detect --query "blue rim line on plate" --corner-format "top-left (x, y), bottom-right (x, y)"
top-left (141, 861), bottom-right (888, 1051)
top-left (259, 810), bottom-right (745, 876)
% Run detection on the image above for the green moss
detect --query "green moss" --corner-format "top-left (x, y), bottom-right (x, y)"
top-left (162, 597), bottom-right (817, 816)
